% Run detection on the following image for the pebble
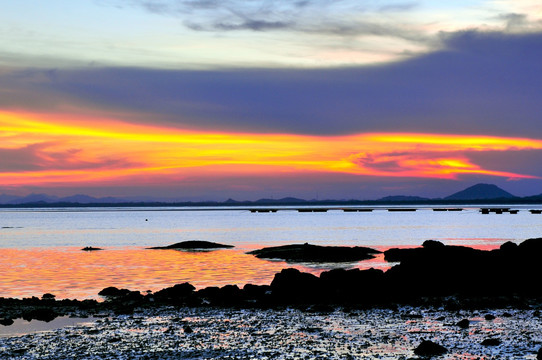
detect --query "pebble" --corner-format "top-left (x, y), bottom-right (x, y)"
top-left (0, 306), bottom-right (540, 359)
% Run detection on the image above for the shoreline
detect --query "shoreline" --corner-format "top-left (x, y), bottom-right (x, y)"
top-left (1, 238), bottom-right (541, 320)
top-left (1, 238), bottom-right (542, 358)
top-left (1, 304), bottom-right (541, 359)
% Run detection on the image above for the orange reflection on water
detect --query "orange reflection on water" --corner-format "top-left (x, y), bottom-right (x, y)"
top-left (0, 247), bottom-right (344, 300)
top-left (0, 242), bottom-right (508, 300)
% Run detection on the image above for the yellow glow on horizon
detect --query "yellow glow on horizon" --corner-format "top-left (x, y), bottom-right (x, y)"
top-left (1, 111), bottom-right (541, 188)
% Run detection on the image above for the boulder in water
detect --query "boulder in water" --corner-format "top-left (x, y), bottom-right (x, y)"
top-left (148, 240), bottom-right (234, 250)
top-left (248, 243), bottom-right (380, 263)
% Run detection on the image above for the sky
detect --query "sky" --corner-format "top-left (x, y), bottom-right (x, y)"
top-left (1, 0), bottom-right (542, 201)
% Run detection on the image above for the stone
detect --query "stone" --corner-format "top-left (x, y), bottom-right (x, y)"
top-left (270, 268), bottom-right (321, 302)
top-left (248, 243), bottom-right (380, 263)
top-left (183, 325), bottom-right (193, 334)
top-left (148, 240), bottom-right (234, 250)
top-left (481, 338), bottom-right (501, 346)
top-left (81, 246), bottom-right (103, 251)
top-left (98, 287), bottom-right (132, 298)
top-left (22, 308), bottom-right (58, 322)
top-left (413, 340), bottom-right (447, 357)
top-left (456, 319), bottom-right (470, 329)
top-left (0, 318), bottom-right (14, 326)
top-left (153, 283), bottom-right (195, 300)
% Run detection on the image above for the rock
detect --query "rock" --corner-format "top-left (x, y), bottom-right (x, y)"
top-left (499, 241), bottom-right (518, 252)
top-left (481, 338), bottom-right (501, 346)
top-left (319, 268), bottom-right (385, 303)
top-left (183, 325), bottom-right (193, 334)
top-left (537, 347), bottom-right (542, 360)
top-left (457, 319), bottom-right (470, 329)
top-left (22, 308), bottom-right (58, 322)
top-left (148, 240), bottom-right (234, 250)
top-left (414, 340), bottom-right (447, 357)
top-left (422, 240), bottom-right (446, 249)
top-left (270, 268), bottom-right (321, 302)
top-left (484, 314), bottom-right (495, 321)
top-left (248, 243), bottom-right (380, 263)
top-left (153, 283), bottom-right (195, 301)
top-left (243, 284), bottom-right (271, 299)
top-left (42, 293), bottom-right (56, 300)
top-left (98, 286), bottom-right (135, 298)
top-left (518, 238), bottom-right (542, 253)
top-left (0, 318), bottom-right (14, 326)
top-left (81, 246), bottom-right (102, 251)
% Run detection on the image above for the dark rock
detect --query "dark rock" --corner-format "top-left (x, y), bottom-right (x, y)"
top-left (422, 240), bottom-right (446, 249)
top-left (153, 283), bottom-right (195, 300)
top-left (481, 338), bottom-right (501, 346)
top-left (518, 238), bottom-right (542, 253)
top-left (98, 287), bottom-right (132, 298)
top-left (537, 347), bottom-right (542, 360)
top-left (243, 284), bottom-right (271, 299)
top-left (148, 240), bottom-right (234, 250)
top-left (500, 241), bottom-right (518, 252)
top-left (81, 246), bottom-right (102, 251)
top-left (320, 268), bottom-right (385, 303)
top-left (22, 308), bottom-right (58, 322)
top-left (270, 268), bottom-right (321, 302)
top-left (484, 314), bottom-right (496, 321)
top-left (414, 340), bottom-right (447, 357)
top-left (0, 318), bottom-right (14, 326)
top-left (457, 319), bottom-right (470, 329)
top-left (195, 285), bottom-right (245, 306)
top-left (183, 325), bottom-right (193, 334)
top-left (248, 243), bottom-right (380, 263)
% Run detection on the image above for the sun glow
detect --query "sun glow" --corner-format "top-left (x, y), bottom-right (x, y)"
top-left (1, 111), bottom-right (541, 188)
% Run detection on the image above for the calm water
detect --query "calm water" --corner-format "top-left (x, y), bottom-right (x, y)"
top-left (1, 205), bottom-right (541, 299)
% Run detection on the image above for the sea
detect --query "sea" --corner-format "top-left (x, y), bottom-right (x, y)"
top-left (1, 205), bottom-right (541, 300)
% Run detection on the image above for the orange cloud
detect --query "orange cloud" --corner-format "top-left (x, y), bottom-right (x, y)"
top-left (1, 111), bottom-right (541, 188)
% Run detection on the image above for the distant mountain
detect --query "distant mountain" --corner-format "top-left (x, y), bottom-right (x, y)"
top-left (444, 183), bottom-right (517, 201)
top-left (0, 194), bottom-right (20, 203)
top-left (58, 194), bottom-right (100, 203)
top-left (0, 193), bottom-right (127, 205)
top-left (58, 194), bottom-right (127, 204)
top-left (378, 195), bottom-right (430, 202)
top-left (7, 193), bottom-right (59, 204)
top-left (254, 197), bottom-right (306, 204)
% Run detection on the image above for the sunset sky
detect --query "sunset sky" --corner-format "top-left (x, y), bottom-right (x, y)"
top-left (1, 0), bottom-right (542, 200)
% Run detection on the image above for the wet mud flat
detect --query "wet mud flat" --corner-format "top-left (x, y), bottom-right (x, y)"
top-left (0, 305), bottom-right (540, 359)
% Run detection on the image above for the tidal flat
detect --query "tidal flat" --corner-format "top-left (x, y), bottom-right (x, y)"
top-left (0, 306), bottom-right (540, 359)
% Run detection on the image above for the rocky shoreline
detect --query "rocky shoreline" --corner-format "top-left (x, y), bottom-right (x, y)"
top-left (1, 238), bottom-right (542, 358)
top-left (1, 238), bottom-right (541, 321)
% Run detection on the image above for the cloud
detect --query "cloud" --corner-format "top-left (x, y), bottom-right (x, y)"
top-left (110, 0), bottom-right (426, 43)
top-left (1, 30), bottom-right (541, 139)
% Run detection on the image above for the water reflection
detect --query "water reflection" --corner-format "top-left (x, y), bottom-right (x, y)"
top-left (0, 316), bottom-right (96, 337)
top-left (0, 240), bottom-right (509, 300)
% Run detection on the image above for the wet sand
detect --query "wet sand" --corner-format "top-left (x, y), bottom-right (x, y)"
top-left (0, 305), bottom-right (540, 359)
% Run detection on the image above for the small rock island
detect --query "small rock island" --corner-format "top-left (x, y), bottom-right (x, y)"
top-left (148, 240), bottom-right (234, 250)
top-left (247, 243), bottom-right (380, 263)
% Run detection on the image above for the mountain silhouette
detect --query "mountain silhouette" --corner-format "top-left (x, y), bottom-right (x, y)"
top-left (444, 183), bottom-right (517, 201)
